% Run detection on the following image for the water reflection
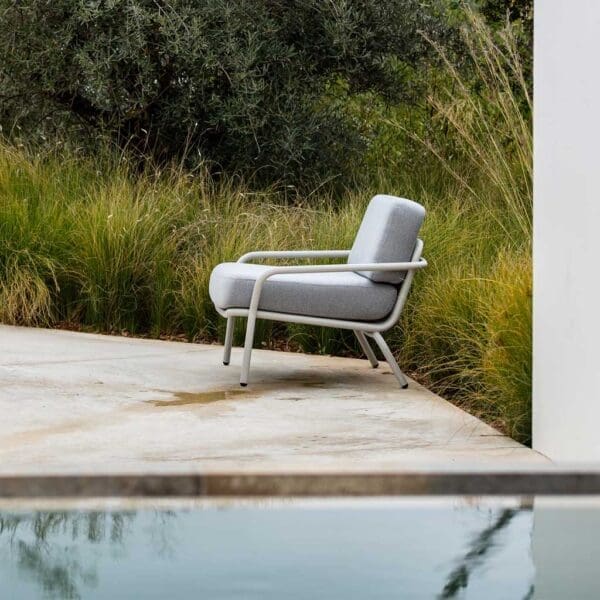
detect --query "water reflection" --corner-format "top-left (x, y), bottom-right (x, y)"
top-left (0, 500), bottom-right (538, 599)
top-left (0, 511), bottom-right (179, 599)
top-left (440, 508), bottom-right (527, 598)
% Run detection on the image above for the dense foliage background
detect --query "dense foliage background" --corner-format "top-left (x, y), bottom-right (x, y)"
top-left (0, 0), bottom-right (453, 190)
top-left (0, 1), bottom-right (533, 442)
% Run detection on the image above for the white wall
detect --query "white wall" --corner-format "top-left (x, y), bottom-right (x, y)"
top-left (533, 1), bottom-right (600, 460)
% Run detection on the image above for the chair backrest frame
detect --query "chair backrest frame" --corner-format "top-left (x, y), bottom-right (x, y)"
top-left (373, 237), bottom-right (424, 332)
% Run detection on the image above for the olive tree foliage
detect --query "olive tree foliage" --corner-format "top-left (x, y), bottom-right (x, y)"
top-left (0, 0), bottom-right (451, 188)
top-left (477, 0), bottom-right (532, 25)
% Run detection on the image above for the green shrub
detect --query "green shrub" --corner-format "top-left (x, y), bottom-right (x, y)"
top-left (0, 0), bottom-right (451, 190)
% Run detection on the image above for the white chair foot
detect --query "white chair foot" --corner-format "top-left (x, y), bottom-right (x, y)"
top-left (223, 316), bottom-right (235, 365)
top-left (354, 330), bottom-right (379, 368)
top-left (371, 332), bottom-right (409, 388)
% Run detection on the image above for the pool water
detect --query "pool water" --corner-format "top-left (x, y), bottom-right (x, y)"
top-left (0, 498), bottom-right (597, 599)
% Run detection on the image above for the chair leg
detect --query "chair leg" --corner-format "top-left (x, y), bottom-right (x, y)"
top-left (240, 314), bottom-right (257, 387)
top-left (223, 316), bottom-right (235, 366)
top-left (354, 330), bottom-right (379, 368)
top-left (371, 332), bottom-right (408, 389)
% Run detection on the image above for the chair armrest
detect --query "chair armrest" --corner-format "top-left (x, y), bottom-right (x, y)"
top-left (238, 250), bottom-right (350, 263)
top-left (245, 258), bottom-right (427, 314)
top-left (255, 259), bottom-right (427, 275)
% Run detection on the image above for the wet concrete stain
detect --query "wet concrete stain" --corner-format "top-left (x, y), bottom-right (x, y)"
top-left (150, 389), bottom-right (252, 407)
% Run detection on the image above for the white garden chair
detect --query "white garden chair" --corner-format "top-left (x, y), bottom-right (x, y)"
top-left (209, 195), bottom-right (427, 387)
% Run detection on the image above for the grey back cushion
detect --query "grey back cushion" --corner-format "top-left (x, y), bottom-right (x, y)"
top-left (348, 195), bottom-right (425, 284)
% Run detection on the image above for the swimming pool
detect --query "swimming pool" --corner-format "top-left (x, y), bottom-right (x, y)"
top-left (1, 497), bottom-right (595, 599)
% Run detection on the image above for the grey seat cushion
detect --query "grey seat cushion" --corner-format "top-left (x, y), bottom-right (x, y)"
top-left (348, 195), bottom-right (425, 284)
top-left (209, 262), bottom-right (398, 321)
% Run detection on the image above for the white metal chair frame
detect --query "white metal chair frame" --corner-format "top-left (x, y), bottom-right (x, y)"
top-left (216, 239), bottom-right (427, 388)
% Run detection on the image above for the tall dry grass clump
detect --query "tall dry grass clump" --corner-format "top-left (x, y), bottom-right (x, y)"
top-left (0, 147), bottom-right (71, 325)
top-left (393, 9), bottom-right (532, 441)
top-left (419, 7), bottom-right (532, 241)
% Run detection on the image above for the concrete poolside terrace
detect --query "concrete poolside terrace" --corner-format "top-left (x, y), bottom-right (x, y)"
top-left (0, 324), bottom-right (547, 483)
